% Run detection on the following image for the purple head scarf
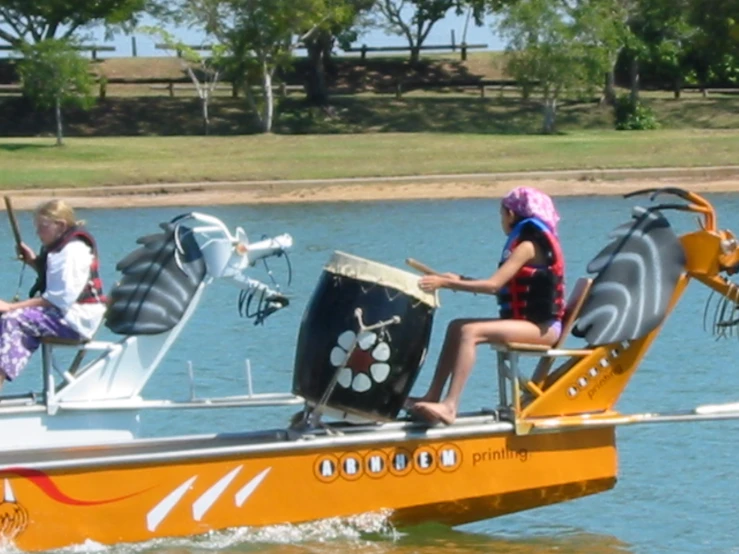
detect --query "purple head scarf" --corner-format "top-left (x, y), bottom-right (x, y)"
top-left (501, 186), bottom-right (561, 235)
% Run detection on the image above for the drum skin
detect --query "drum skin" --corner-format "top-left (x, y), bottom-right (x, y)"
top-left (293, 260), bottom-right (436, 422)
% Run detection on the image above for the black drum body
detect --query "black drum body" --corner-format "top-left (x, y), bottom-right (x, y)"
top-left (292, 252), bottom-right (438, 422)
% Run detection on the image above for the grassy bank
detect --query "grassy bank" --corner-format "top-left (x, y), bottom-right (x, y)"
top-left (1, 130), bottom-right (738, 189)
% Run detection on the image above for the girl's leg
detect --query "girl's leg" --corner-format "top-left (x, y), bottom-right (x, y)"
top-left (406, 318), bottom-right (484, 407)
top-left (0, 306), bottom-right (81, 382)
top-left (414, 319), bottom-right (559, 424)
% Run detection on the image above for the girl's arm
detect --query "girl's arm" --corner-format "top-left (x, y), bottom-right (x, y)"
top-left (17, 242), bottom-right (40, 274)
top-left (0, 296), bottom-right (51, 313)
top-left (419, 241), bottom-right (536, 295)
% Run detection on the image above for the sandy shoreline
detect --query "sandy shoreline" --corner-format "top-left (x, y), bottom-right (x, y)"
top-left (4, 170), bottom-right (739, 210)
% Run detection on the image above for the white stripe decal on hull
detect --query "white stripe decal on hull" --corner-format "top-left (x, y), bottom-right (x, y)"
top-left (147, 476), bottom-right (197, 532)
top-left (235, 467), bottom-right (271, 507)
top-left (193, 466), bottom-right (243, 521)
top-left (4, 479), bottom-right (15, 502)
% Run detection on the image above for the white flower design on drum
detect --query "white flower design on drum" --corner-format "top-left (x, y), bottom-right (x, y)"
top-left (329, 330), bottom-right (391, 392)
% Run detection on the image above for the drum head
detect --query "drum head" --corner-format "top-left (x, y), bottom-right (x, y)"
top-left (324, 251), bottom-right (438, 308)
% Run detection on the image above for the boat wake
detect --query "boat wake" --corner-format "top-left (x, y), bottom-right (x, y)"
top-left (0, 511), bottom-right (397, 554)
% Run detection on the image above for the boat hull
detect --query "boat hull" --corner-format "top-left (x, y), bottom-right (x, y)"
top-left (0, 423), bottom-right (617, 551)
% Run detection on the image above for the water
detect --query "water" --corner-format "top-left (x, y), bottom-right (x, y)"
top-left (2, 193), bottom-right (739, 554)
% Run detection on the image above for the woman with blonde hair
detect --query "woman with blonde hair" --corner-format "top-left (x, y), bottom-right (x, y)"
top-left (0, 200), bottom-right (106, 388)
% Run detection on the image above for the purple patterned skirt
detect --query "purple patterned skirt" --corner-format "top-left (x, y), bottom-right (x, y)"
top-left (0, 305), bottom-right (81, 381)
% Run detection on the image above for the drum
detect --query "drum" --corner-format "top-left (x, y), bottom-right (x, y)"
top-left (292, 251), bottom-right (438, 423)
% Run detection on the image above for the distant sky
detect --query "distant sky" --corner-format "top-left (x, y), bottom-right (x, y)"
top-left (77, 10), bottom-right (506, 58)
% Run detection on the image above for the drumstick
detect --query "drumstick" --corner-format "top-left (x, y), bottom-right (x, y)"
top-left (405, 258), bottom-right (443, 276)
top-left (4, 196), bottom-right (23, 260)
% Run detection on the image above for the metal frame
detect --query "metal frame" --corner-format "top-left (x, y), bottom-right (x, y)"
top-left (492, 343), bottom-right (593, 422)
top-left (40, 340), bottom-right (123, 410)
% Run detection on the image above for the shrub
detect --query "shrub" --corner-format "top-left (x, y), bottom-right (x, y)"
top-left (614, 95), bottom-right (660, 130)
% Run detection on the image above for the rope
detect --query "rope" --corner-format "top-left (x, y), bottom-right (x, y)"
top-left (12, 262), bottom-right (26, 302)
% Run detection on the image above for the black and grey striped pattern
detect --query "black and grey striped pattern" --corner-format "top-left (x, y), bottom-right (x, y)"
top-left (105, 222), bottom-right (207, 336)
top-left (573, 207), bottom-right (686, 347)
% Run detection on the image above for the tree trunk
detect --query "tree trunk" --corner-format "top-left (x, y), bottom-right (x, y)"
top-left (261, 66), bottom-right (274, 133)
top-left (695, 61), bottom-right (709, 99)
top-left (55, 96), bottom-right (63, 146)
top-left (187, 66), bottom-right (215, 135)
top-left (304, 34), bottom-right (331, 106)
top-left (201, 96), bottom-right (210, 135)
top-left (603, 69), bottom-right (616, 106)
top-left (629, 57), bottom-right (640, 104)
top-left (673, 75), bottom-right (682, 99)
top-left (542, 97), bottom-right (557, 134)
top-left (521, 81), bottom-right (532, 101)
top-left (409, 45), bottom-right (420, 64)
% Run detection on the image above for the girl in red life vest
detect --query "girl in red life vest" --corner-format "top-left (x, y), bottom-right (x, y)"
top-left (410, 186), bottom-right (565, 425)
top-left (0, 200), bottom-right (107, 389)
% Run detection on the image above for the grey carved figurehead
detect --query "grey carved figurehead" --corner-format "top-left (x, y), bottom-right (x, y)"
top-left (105, 221), bottom-right (206, 336)
top-left (572, 206), bottom-right (687, 347)
top-left (105, 212), bottom-right (293, 336)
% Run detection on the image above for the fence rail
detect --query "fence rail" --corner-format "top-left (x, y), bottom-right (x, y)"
top-left (147, 80), bottom-right (306, 98)
top-left (154, 43), bottom-right (216, 58)
top-left (0, 44), bottom-right (115, 59)
top-left (149, 80), bottom-right (236, 97)
top-left (4, 72), bottom-right (734, 100)
top-left (388, 78), bottom-right (523, 98)
top-left (152, 41), bottom-right (489, 61)
top-left (344, 43), bottom-right (487, 61)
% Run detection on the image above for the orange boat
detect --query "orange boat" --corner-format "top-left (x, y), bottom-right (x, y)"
top-left (1, 188), bottom-right (739, 552)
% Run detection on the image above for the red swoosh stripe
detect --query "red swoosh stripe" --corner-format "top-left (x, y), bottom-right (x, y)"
top-left (0, 467), bottom-right (150, 506)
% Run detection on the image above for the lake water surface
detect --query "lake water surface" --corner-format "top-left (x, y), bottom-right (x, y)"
top-left (2, 193), bottom-right (739, 554)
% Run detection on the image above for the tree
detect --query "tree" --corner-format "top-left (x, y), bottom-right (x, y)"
top-left (686, 0), bottom-right (739, 93)
top-left (187, 0), bottom-right (333, 133)
top-left (139, 26), bottom-right (223, 135)
top-left (302, 0), bottom-right (375, 107)
top-left (497, 0), bottom-right (612, 133)
top-left (374, 0), bottom-right (464, 63)
top-left (0, 0), bottom-right (146, 46)
top-left (571, 0), bottom-right (633, 105)
top-left (627, 0), bottom-right (695, 99)
top-left (17, 39), bottom-right (95, 145)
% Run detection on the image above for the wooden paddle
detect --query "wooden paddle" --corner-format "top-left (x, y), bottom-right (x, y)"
top-left (3, 196), bottom-right (23, 260)
top-left (405, 258), bottom-right (443, 276)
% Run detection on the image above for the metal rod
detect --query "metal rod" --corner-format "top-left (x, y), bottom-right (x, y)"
top-left (187, 361), bottom-right (195, 401)
top-left (529, 402), bottom-right (739, 431)
top-left (246, 359), bottom-right (254, 397)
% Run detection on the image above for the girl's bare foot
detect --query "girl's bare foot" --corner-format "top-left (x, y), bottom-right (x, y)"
top-left (411, 402), bottom-right (456, 425)
top-left (403, 394), bottom-right (440, 410)
top-left (403, 396), bottom-right (422, 410)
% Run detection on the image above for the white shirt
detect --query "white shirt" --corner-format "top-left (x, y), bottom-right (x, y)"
top-left (42, 241), bottom-right (106, 339)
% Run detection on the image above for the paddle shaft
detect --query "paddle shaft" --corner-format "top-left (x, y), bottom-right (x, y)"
top-left (4, 196), bottom-right (23, 259)
top-left (405, 258), bottom-right (442, 276)
top-left (406, 258), bottom-right (475, 283)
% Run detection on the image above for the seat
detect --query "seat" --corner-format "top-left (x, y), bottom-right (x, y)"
top-left (40, 336), bottom-right (90, 347)
top-left (529, 276), bottom-right (593, 386)
top-left (491, 277), bottom-right (594, 408)
top-left (40, 336), bottom-right (91, 394)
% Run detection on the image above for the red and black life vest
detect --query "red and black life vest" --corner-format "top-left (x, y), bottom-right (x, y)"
top-left (30, 226), bottom-right (107, 305)
top-left (496, 218), bottom-right (565, 324)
